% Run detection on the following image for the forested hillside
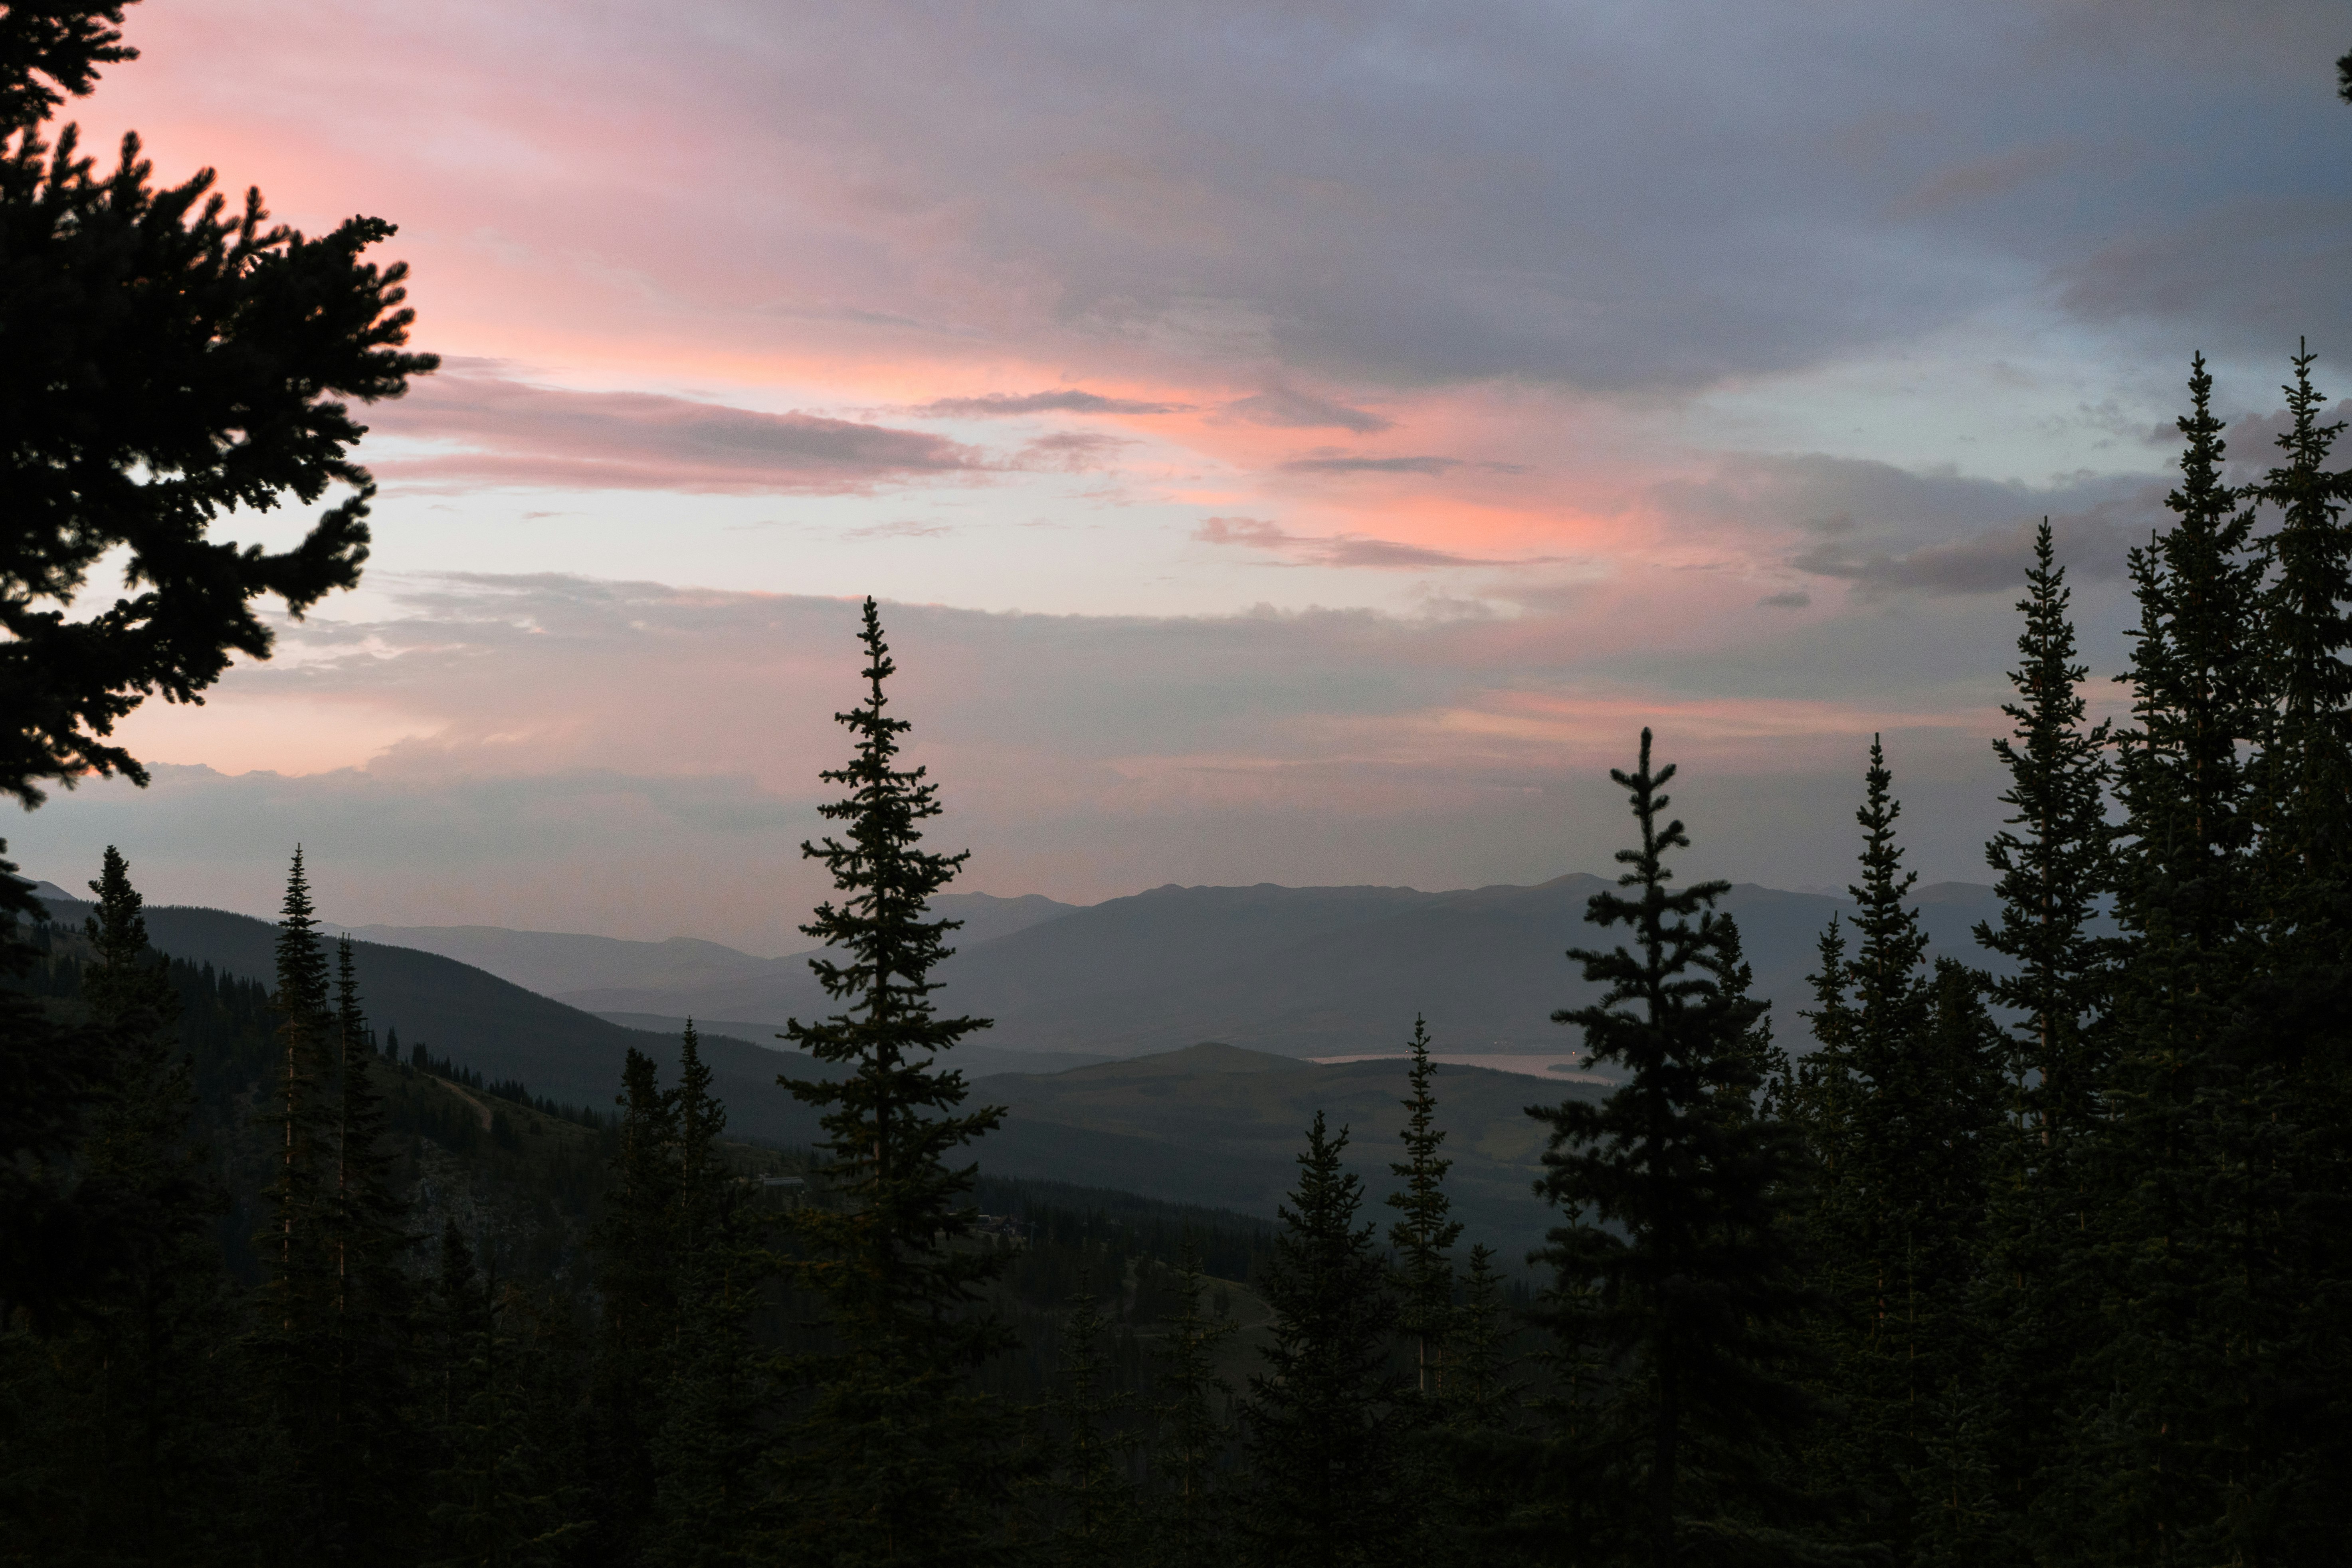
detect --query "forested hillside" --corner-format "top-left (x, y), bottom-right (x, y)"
top-left (30, 889), bottom-right (833, 1145)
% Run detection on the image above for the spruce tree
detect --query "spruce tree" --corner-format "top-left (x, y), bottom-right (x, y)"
top-left (321, 935), bottom-right (416, 1565)
top-left (1, 3), bottom-right (437, 822)
top-left (588, 1045), bottom-right (678, 1562)
top-left (1241, 1113), bottom-right (1401, 1568)
top-left (1532, 729), bottom-right (1813, 1568)
top-left (2086, 354), bottom-right (2270, 1564)
top-left (53, 845), bottom-right (242, 1562)
top-left (651, 1023), bottom-right (769, 1567)
top-left (1969, 521), bottom-right (2115, 1558)
top-left (759, 597), bottom-right (1012, 1565)
top-left (1039, 1277), bottom-right (1140, 1567)
top-left (1442, 1242), bottom-right (1538, 1568)
top-left (1790, 738), bottom-right (2002, 1561)
top-left (1388, 1016), bottom-right (1461, 1398)
top-left (251, 846), bottom-right (343, 1561)
top-left (1147, 1237), bottom-right (1236, 1568)
top-left (1976, 520), bottom-right (2115, 1140)
top-left (1448, 1244), bottom-right (1517, 1436)
top-left (2249, 341), bottom-right (2352, 927)
top-left (2241, 343), bottom-right (2352, 1563)
top-left (423, 1223), bottom-right (587, 1567)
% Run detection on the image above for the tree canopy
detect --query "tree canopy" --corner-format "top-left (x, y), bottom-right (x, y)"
top-left (0, 0), bottom-right (435, 859)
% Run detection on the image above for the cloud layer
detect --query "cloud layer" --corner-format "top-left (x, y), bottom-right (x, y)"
top-left (369, 364), bottom-right (982, 492)
top-left (20, 0), bottom-right (2346, 943)
top-left (14, 569), bottom-right (2104, 946)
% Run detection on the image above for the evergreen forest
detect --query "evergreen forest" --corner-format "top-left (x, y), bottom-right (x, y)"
top-left (6, 8), bottom-right (2352, 1566)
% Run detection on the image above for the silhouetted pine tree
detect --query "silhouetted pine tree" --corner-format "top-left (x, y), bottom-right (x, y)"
top-left (2250, 343), bottom-right (2352, 931)
top-left (323, 935), bottom-right (417, 1561)
top-left (1967, 521), bottom-right (2115, 1561)
top-left (1534, 729), bottom-right (1815, 1568)
top-left (69, 846), bottom-right (242, 1562)
top-left (250, 847), bottom-right (344, 1561)
top-left (2082, 354), bottom-right (2270, 1565)
top-left (1039, 1277), bottom-right (1140, 1567)
top-left (1792, 738), bottom-right (2000, 1561)
top-left (2120, 343), bottom-right (2352, 1563)
top-left (2239, 343), bottom-right (2352, 1562)
top-left (1241, 1113), bottom-right (1401, 1568)
top-left (1440, 1242), bottom-right (1537, 1568)
top-left (588, 1045), bottom-right (678, 1563)
top-left (0, 838), bottom-right (117, 1329)
top-left (651, 1023), bottom-right (769, 1566)
top-left (1449, 1244), bottom-right (1518, 1436)
top-left (759, 597), bottom-right (1013, 1565)
top-left (422, 1223), bottom-right (587, 1567)
top-left (1146, 1237), bottom-right (1236, 1568)
top-left (1388, 1016), bottom-right (1461, 1399)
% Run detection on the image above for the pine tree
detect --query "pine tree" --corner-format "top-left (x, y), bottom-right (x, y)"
top-left (1441, 1242), bottom-right (1538, 1568)
top-left (251, 846), bottom-right (343, 1561)
top-left (46, 845), bottom-right (243, 1562)
top-left (1790, 737), bottom-right (2002, 1560)
top-left (423, 1224), bottom-right (587, 1567)
top-left (2085, 354), bottom-right (2270, 1565)
top-left (1975, 519), bottom-right (2116, 1138)
top-left (1533, 729), bottom-right (1814, 1568)
top-left (1040, 1277), bottom-right (1140, 1567)
top-left (1388, 1016), bottom-right (1461, 1398)
top-left (0, 839), bottom-right (115, 1326)
top-left (651, 1023), bottom-right (769, 1567)
top-left (1241, 1113), bottom-right (1401, 1568)
top-left (1448, 1244), bottom-right (1517, 1437)
top-left (321, 935), bottom-right (417, 1564)
top-left (2239, 343), bottom-right (2352, 1564)
top-left (1, 4), bottom-right (437, 821)
top-left (2249, 341), bottom-right (2352, 930)
top-left (588, 1045), bottom-right (678, 1562)
top-left (1147, 1237), bottom-right (1236, 1568)
top-left (1969, 521), bottom-right (2115, 1558)
top-left (759, 597), bottom-right (1013, 1566)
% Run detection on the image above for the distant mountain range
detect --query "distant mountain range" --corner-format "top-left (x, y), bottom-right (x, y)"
top-left (25, 870), bottom-right (2015, 1253)
top-left (41, 871), bottom-right (2010, 1063)
top-left (564, 875), bottom-right (2010, 1060)
top-left (342, 891), bottom-right (1081, 1001)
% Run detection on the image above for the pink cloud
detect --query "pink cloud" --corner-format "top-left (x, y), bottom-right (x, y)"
top-left (365, 365), bottom-right (984, 493)
top-left (1194, 516), bottom-right (1562, 571)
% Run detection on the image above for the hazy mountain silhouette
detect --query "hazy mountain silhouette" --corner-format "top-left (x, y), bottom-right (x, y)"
top-left (571, 874), bottom-right (2008, 1059)
top-left (346, 890), bottom-right (1079, 1000)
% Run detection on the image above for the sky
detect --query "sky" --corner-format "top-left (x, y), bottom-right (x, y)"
top-left (14, 0), bottom-right (2352, 952)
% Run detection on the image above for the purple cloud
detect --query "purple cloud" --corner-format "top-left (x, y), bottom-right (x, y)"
top-left (367, 367), bottom-right (984, 494)
top-left (1194, 516), bottom-right (1554, 570)
top-left (916, 390), bottom-right (1195, 416)
top-left (1222, 388), bottom-right (1395, 434)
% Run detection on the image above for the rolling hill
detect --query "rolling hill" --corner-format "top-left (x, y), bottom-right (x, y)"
top-left (32, 888), bottom-right (833, 1149)
top-left (970, 1042), bottom-right (1605, 1264)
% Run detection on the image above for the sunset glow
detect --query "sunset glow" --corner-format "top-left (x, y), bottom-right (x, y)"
top-left (19, 0), bottom-right (2350, 942)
